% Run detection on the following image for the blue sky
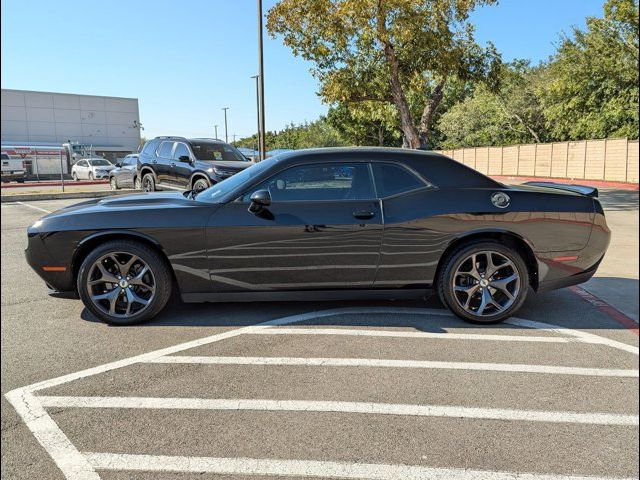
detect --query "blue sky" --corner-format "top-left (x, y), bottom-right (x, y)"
top-left (1, 0), bottom-right (604, 140)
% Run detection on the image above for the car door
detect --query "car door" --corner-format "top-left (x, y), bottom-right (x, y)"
top-left (119, 156), bottom-right (135, 187)
top-left (153, 141), bottom-right (175, 187)
top-left (170, 142), bottom-right (193, 189)
top-left (75, 160), bottom-right (88, 179)
top-left (205, 162), bottom-right (383, 293)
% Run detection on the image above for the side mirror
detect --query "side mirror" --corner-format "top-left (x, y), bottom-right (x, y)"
top-left (179, 155), bottom-right (191, 163)
top-left (116, 162), bottom-right (123, 167)
top-left (248, 189), bottom-right (271, 213)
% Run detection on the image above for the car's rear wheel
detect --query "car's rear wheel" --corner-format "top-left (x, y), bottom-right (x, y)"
top-left (192, 177), bottom-right (210, 192)
top-left (437, 241), bottom-right (528, 324)
top-left (134, 177), bottom-right (141, 190)
top-left (142, 173), bottom-right (155, 192)
top-left (77, 240), bottom-right (172, 325)
top-left (109, 177), bottom-right (118, 190)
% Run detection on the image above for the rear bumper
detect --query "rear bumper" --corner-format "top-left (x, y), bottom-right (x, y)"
top-left (537, 258), bottom-right (602, 293)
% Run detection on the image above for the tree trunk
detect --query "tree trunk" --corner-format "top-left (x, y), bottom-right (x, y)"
top-left (376, 4), bottom-right (420, 149)
top-left (418, 79), bottom-right (446, 149)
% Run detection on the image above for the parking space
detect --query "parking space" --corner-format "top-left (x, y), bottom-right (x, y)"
top-left (2, 191), bottom-right (639, 480)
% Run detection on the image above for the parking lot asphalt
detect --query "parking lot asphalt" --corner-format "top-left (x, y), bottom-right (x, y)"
top-left (1, 191), bottom-right (639, 480)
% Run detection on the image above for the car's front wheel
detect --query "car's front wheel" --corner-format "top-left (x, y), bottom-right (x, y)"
top-left (72, 171), bottom-right (79, 181)
top-left (88, 172), bottom-right (94, 181)
top-left (437, 241), bottom-right (528, 324)
top-left (109, 177), bottom-right (118, 190)
top-left (77, 240), bottom-right (173, 325)
top-left (142, 173), bottom-right (155, 192)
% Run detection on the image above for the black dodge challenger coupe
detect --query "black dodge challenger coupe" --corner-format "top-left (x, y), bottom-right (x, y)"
top-left (25, 148), bottom-right (610, 325)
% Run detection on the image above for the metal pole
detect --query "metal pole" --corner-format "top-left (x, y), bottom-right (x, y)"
top-left (59, 150), bottom-right (65, 192)
top-left (257, 0), bottom-right (266, 161)
top-left (214, 125), bottom-right (218, 139)
top-left (222, 108), bottom-right (229, 143)
top-left (251, 75), bottom-right (261, 160)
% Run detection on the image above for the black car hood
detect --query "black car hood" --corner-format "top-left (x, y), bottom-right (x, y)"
top-left (49, 192), bottom-right (189, 214)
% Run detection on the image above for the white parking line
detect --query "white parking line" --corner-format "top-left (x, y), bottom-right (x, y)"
top-left (5, 307), bottom-right (639, 480)
top-left (37, 396), bottom-right (639, 425)
top-left (84, 452), bottom-right (637, 480)
top-left (147, 355), bottom-right (640, 377)
top-left (15, 201), bottom-right (52, 214)
top-left (251, 327), bottom-right (572, 343)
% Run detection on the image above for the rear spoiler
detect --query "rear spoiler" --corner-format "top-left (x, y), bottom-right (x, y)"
top-left (522, 181), bottom-right (599, 198)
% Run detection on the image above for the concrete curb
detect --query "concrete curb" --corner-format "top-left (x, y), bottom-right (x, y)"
top-left (0, 190), bottom-right (135, 203)
top-left (1, 180), bottom-right (108, 189)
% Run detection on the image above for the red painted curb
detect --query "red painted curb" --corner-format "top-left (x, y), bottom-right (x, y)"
top-left (1, 180), bottom-right (108, 189)
top-left (569, 285), bottom-right (639, 336)
top-left (493, 175), bottom-right (639, 191)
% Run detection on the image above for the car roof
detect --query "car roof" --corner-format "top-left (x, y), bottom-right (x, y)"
top-left (271, 147), bottom-right (502, 189)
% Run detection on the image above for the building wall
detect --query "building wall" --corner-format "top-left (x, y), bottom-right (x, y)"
top-left (1, 89), bottom-right (140, 151)
top-left (437, 138), bottom-right (640, 184)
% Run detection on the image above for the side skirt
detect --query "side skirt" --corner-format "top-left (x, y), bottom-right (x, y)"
top-left (181, 288), bottom-right (431, 304)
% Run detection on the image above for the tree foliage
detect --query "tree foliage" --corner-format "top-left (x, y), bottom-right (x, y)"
top-left (267, 0), bottom-right (501, 148)
top-left (235, 117), bottom-right (347, 150)
top-left (536, 0), bottom-right (639, 140)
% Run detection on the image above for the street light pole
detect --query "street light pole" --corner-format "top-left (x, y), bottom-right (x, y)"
top-left (214, 125), bottom-right (218, 139)
top-left (251, 74), bottom-right (261, 159)
top-left (222, 107), bottom-right (229, 143)
top-left (257, 0), bottom-right (266, 161)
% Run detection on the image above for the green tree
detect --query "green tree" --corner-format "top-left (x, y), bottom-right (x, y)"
top-left (267, 0), bottom-right (501, 149)
top-left (327, 102), bottom-right (402, 146)
top-left (537, 0), bottom-right (639, 140)
top-left (438, 61), bottom-right (548, 147)
top-left (235, 117), bottom-right (346, 150)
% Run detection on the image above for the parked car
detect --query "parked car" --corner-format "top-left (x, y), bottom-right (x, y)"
top-left (137, 137), bottom-right (251, 193)
top-left (109, 154), bottom-right (140, 190)
top-left (71, 158), bottom-right (115, 180)
top-left (1, 152), bottom-right (26, 183)
top-left (25, 147), bottom-right (610, 326)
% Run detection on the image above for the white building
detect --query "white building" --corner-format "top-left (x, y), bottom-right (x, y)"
top-left (1, 89), bottom-right (141, 163)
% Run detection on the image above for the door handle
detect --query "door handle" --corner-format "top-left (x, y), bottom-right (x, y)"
top-left (353, 210), bottom-right (376, 220)
top-left (170, 162), bottom-right (175, 167)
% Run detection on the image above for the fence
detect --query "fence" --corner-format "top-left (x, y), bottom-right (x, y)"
top-left (436, 138), bottom-right (639, 184)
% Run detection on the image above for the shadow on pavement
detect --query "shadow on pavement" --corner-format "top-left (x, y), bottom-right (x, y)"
top-left (598, 189), bottom-right (639, 211)
top-left (80, 279), bottom-right (638, 333)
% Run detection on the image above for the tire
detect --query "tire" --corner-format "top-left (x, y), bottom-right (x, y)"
top-left (192, 177), bottom-right (211, 192)
top-left (134, 176), bottom-right (141, 190)
top-left (437, 241), bottom-right (529, 324)
top-left (142, 173), bottom-right (156, 192)
top-left (72, 172), bottom-right (79, 181)
top-left (76, 240), bottom-right (173, 325)
top-left (109, 176), bottom-right (118, 190)
top-left (88, 172), bottom-right (94, 181)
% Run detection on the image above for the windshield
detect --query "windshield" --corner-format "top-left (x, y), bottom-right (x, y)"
top-left (197, 157), bottom-right (277, 202)
top-left (88, 159), bottom-right (112, 166)
top-left (190, 141), bottom-right (249, 162)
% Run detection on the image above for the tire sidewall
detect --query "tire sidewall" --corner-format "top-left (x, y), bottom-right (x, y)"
top-left (193, 178), bottom-right (210, 192)
top-left (439, 241), bottom-right (529, 324)
top-left (110, 177), bottom-right (118, 190)
top-left (142, 174), bottom-right (155, 192)
top-left (77, 240), bottom-right (172, 325)
top-left (134, 177), bottom-right (141, 190)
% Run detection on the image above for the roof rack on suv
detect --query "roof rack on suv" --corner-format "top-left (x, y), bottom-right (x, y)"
top-left (155, 136), bottom-right (189, 141)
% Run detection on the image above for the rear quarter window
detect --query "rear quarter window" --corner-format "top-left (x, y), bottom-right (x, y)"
top-left (372, 163), bottom-right (429, 198)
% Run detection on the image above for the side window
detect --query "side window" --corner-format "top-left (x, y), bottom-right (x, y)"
top-left (77, 160), bottom-right (86, 167)
top-left (372, 163), bottom-right (427, 198)
top-left (125, 156), bottom-right (136, 166)
top-left (173, 143), bottom-right (191, 160)
top-left (243, 163), bottom-right (374, 202)
top-left (141, 139), bottom-right (160, 155)
top-left (156, 141), bottom-right (174, 158)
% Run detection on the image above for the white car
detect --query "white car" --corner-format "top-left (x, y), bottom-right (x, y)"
top-left (71, 158), bottom-right (115, 180)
